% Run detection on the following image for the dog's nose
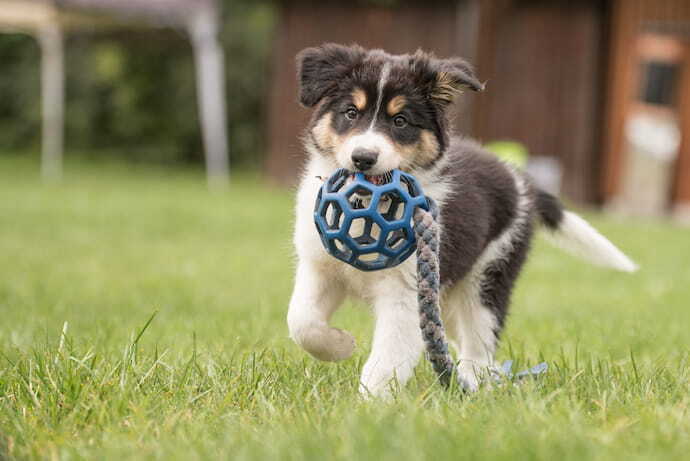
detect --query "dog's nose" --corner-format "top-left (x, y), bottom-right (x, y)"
top-left (351, 148), bottom-right (378, 171)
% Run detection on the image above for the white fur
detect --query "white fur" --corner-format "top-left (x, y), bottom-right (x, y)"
top-left (288, 153), bottom-right (450, 398)
top-left (544, 211), bottom-right (638, 272)
top-left (336, 132), bottom-right (398, 174)
top-left (369, 62), bottom-right (391, 131)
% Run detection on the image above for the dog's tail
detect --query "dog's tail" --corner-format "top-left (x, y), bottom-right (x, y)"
top-left (534, 189), bottom-right (638, 272)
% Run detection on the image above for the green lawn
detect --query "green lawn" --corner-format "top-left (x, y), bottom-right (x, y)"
top-left (1, 154), bottom-right (688, 460)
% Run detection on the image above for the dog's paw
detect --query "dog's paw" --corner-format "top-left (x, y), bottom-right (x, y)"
top-left (323, 327), bottom-right (356, 361)
top-left (456, 363), bottom-right (501, 392)
top-left (292, 324), bottom-right (356, 362)
top-left (456, 366), bottom-right (480, 393)
top-left (358, 376), bottom-right (397, 401)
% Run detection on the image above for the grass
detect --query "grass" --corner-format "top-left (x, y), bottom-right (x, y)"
top-left (0, 153), bottom-right (688, 460)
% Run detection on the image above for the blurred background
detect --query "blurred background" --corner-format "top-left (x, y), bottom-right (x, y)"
top-left (2, 4), bottom-right (689, 458)
top-left (1, 0), bottom-right (690, 217)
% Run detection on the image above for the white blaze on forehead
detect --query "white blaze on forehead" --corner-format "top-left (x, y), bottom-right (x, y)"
top-left (369, 62), bottom-right (391, 131)
top-left (336, 62), bottom-right (400, 174)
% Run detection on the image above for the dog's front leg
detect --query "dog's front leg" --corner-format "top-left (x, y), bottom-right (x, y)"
top-left (360, 285), bottom-right (424, 398)
top-left (287, 260), bottom-right (355, 361)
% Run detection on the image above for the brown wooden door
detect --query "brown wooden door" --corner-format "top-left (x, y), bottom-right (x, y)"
top-left (600, 0), bottom-right (690, 216)
top-left (606, 30), bottom-right (690, 216)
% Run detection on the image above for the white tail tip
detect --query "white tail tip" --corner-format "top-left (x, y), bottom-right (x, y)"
top-left (543, 211), bottom-right (638, 273)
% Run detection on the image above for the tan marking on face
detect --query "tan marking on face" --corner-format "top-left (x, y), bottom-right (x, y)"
top-left (396, 129), bottom-right (440, 168)
top-left (311, 112), bottom-right (350, 155)
top-left (352, 88), bottom-right (367, 111)
top-left (387, 95), bottom-right (407, 116)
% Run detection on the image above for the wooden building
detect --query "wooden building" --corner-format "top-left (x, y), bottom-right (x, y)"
top-left (266, 0), bottom-right (690, 216)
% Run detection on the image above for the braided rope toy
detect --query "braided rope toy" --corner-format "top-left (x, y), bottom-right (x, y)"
top-left (314, 168), bottom-right (546, 389)
top-left (413, 200), bottom-right (457, 387)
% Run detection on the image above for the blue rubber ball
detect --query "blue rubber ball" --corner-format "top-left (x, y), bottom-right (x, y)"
top-left (314, 168), bottom-right (430, 271)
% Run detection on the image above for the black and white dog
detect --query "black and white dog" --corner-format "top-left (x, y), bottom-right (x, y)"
top-left (287, 44), bottom-right (637, 397)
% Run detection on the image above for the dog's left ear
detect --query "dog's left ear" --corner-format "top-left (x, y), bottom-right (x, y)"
top-left (431, 57), bottom-right (485, 106)
top-left (296, 43), bottom-right (365, 107)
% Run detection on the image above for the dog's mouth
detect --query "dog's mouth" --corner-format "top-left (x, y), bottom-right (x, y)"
top-left (361, 171), bottom-right (393, 186)
top-left (316, 170), bottom-right (394, 204)
top-left (345, 171), bottom-right (393, 202)
top-left (305, 170), bottom-right (389, 208)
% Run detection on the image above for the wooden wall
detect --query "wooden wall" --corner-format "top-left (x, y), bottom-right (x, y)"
top-left (265, 0), bottom-right (608, 205)
top-left (473, 0), bottom-right (607, 203)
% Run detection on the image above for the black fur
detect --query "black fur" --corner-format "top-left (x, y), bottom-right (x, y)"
top-left (437, 138), bottom-right (521, 285)
top-left (479, 218), bottom-right (533, 338)
top-left (535, 190), bottom-right (564, 230)
top-left (296, 44), bottom-right (366, 107)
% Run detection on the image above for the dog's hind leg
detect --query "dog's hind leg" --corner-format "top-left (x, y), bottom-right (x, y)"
top-left (447, 208), bottom-right (533, 391)
top-left (447, 276), bottom-right (502, 392)
top-left (287, 260), bottom-right (355, 362)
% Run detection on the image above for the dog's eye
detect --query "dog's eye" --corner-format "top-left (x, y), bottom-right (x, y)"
top-left (345, 108), bottom-right (358, 121)
top-left (393, 115), bottom-right (407, 128)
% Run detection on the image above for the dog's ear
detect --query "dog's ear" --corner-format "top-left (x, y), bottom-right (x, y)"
top-left (430, 57), bottom-right (485, 106)
top-left (296, 43), bottom-right (365, 107)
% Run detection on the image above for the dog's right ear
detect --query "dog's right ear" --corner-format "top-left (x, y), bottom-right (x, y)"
top-left (296, 43), bottom-right (364, 107)
top-left (430, 57), bottom-right (485, 107)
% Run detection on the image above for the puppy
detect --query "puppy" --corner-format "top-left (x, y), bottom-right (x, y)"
top-left (287, 44), bottom-right (637, 397)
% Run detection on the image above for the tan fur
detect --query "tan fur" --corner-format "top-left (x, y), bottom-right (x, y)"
top-left (397, 129), bottom-right (440, 168)
top-left (432, 72), bottom-right (460, 105)
top-left (352, 88), bottom-right (367, 110)
top-left (311, 113), bottom-right (343, 154)
top-left (387, 95), bottom-right (407, 115)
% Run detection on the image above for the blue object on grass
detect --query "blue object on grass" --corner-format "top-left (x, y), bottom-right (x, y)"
top-left (314, 168), bottom-right (430, 271)
top-left (492, 361), bottom-right (549, 382)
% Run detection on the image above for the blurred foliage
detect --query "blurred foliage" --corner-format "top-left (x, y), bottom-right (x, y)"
top-left (0, 0), bottom-right (275, 167)
top-left (0, 34), bottom-right (42, 150)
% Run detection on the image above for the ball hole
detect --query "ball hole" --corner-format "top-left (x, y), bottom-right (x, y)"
top-left (386, 228), bottom-right (408, 250)
top-left (325, 201), bottom-right (345, 230)
top-left (333, 238), bottom-right (351, 257)
top-left (347, 185), bottom-right (373, 209)
top-left (359, 252), bottom-right (380, 263)
top-left (351, 217), bottom-right (380, 245)
top-left (328, 170), bottom-right (348, 192)
top-left (400, 176), bottom-right (421, 197)
top-left (381, 192), bottom-right (405, 222)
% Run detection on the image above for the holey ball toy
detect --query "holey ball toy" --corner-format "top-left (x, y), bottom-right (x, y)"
top-left (314, 168), bottom-right (431, 271)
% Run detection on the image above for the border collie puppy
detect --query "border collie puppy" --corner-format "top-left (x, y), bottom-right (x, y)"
top-left (287, 44), bottom-right (637, 397)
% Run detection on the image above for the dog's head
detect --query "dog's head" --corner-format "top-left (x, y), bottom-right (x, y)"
top-left (297, 43), bottom-right (483, 179)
